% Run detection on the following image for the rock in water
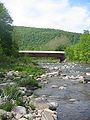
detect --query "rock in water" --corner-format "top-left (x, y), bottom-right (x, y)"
top-left (49, 102), bottom-right (58, 111)
top-left (86, 73), bottom-right (90, 76)
top-left (51, 85), bottom-right (58, 88)
top-left (84, 76), bottom-right (90, 83)
top-left (69, 99), bottom-right (76, 102)
top-left (59, 86), bottom-right (66, 90)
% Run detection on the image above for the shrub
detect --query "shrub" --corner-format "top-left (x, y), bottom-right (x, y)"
top-left (0, 101), bottom-right (14, 111)
top-left (66, 31), bottom-right (90, 63)
top-left (1, 84), bottom-right (20, 100)
top-left (15, 97), bottom-right (24, 106)
top-left (17, 77), bottom-right (39, 87)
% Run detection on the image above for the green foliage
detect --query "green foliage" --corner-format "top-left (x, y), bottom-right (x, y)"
top-left (66, 31), bottom-right (90, 63)
top-left (17, 77), bottom-right (39, 87)
top-left (12, 26), bottom-right (81, 51)
top-left (15, 97), bottom-right (24, 106)
top-left (0, 2), bottom-right (12, 55)
top-left (0, 2), bottom-right (18, 56)
top-left (1, 84), bottom-right (20, 100)
top-left (0, 56), bottom-right (44, 111)
top-left (0, 101), bottom-right (14, 111)
top-left (13, 61), bottom-right (44, 76)
top-left (0, 56), bottom-right (44, 75)
top-left (0, 44), bottom-right (3, 55)
top-left (0, 84), bottom-right (23, 111)
top-left (55, 35), bottom-right (70, 51)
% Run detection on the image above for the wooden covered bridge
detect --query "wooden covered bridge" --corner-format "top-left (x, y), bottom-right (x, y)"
top-left (19, 51), bottom-right (65, 62)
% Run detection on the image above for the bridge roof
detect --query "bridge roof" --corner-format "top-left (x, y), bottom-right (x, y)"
top-left (19, 51), bottom-right (65, 54)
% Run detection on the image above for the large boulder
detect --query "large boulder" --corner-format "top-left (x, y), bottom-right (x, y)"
top-left (12, 106), bottom-right (27, 114)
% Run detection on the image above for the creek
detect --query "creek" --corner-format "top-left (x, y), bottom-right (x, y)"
top-left (34, 62), bottom-right (90, 120)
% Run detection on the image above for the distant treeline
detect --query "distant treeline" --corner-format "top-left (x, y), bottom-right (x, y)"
top-left (12, 26), bottom-right (81, 51)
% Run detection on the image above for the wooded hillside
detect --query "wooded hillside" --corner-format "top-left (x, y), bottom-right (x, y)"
top-left (13, 26), bottom-right (81, 51)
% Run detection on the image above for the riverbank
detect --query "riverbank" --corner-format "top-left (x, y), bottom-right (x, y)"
top-left (0, 57), bottom-right (90, 120)
top-left (0, 57), bottom-right (57, 120)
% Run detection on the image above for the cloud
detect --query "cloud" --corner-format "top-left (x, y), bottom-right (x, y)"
top-left (1, 0), bottom-right (90, 32)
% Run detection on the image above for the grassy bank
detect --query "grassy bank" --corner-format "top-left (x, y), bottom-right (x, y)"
top-left (0, 56), bottom-right (44, 111)
top-left (0, 56), bottom-right (44, 75)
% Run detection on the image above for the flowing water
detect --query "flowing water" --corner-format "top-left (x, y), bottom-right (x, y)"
top-left (34, 62), bottom-right (90, 120)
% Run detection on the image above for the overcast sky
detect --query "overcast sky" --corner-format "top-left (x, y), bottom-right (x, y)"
top-left (1, 0), bottom-right (90, 33)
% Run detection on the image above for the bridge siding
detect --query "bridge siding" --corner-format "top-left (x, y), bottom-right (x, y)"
top-left (19, 51), bottom-right (65, 62)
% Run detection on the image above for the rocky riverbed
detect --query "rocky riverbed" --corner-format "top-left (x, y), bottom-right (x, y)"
top-left (0, 67), bottom-right (57, 120)
top-left (0, 62), bottom-right (90, 120)
top-left (34, 62), bottom-right (90, 120)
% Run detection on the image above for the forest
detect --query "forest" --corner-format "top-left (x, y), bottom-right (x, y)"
top-left (12, 26), bottom-right (81, 51)
top-left (12, 26), bottom-right (90, 62)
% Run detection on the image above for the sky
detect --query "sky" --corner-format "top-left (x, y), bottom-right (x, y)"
top-left (1, 0), bottom-right (90, 33)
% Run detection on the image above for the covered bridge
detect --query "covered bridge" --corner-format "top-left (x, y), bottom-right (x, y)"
top-left (19, 51), bottom-right (65, 62)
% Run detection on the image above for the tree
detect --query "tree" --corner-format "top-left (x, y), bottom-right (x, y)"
top-left (0, 2), bottom-right (18, 56)
top-left (79, 31), bottom-right (90, 62)
top-left (84, 30), bottom-right (89, 34)
top-left (66, 30), bottom-right (90, 62)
